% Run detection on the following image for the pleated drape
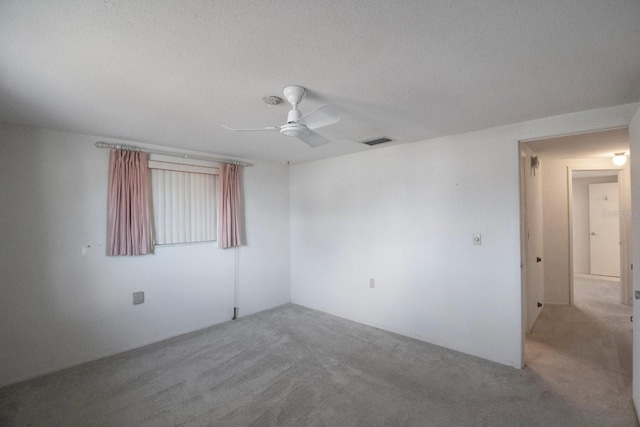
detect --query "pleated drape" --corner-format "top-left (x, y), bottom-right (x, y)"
top-left (218, 163), bottom-right (243, 248)
top-left (106, 149), bottom-right (153, 256)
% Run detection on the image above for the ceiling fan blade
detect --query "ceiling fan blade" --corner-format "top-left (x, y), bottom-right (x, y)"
top-left (297, 130), bottom-right (332, 147)
top-left (296, 104), bottom-right (340, 130)
top-left (222, 125), bottom-right (280, 132)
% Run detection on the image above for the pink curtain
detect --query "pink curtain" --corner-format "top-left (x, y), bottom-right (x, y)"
top-left (218, 163), bottom-right (243, 248)
top-left (106, 149), bottom-right (153, 256)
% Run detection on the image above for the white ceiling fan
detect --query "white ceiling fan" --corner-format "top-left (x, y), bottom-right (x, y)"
top-left (223, 85), bottom-right (340, 147)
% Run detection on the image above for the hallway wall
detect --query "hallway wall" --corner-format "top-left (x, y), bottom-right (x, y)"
top-left (540, 158), bottom-right (626, 304)
top-left (629, 105), bottom-right (640, 416)
top-left (520, 145), bottom-right (544, 332)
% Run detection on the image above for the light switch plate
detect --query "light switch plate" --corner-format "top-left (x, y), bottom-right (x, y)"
top-left (473, 233), bottom-right (482, 245)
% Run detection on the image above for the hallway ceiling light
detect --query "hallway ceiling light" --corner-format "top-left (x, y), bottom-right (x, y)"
top-left (612, 152), bottom-right (627, 166)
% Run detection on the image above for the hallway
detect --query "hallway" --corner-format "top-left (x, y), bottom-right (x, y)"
top-left (526, 276), bottom-right (636, 426)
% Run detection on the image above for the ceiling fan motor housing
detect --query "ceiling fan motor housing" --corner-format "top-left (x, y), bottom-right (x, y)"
top-left (280, 123), bottom-right (309, 137)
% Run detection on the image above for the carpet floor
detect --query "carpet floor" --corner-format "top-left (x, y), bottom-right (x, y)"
top-left (0, 277), bottom-right (636, 426)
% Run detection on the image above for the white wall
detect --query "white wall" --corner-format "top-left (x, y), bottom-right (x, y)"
top-left (290, 103), bottom-right (638, 369)
top-left (237, 162), bottom-right (291, 316)
top-left (0, 122), bottom-right (290, 386)
top-left (572, 175), bottom-right (618, 274)
top-left (629, 105), bottom-right (640, 417)
top-left (541, 158), bottom-right (626, 304)
top-left (620, 165), bottom-right (633, 306)
top-left (520, 146), bottom-right (544, 332)
top-left (572, 178), bottom-right (590, 274)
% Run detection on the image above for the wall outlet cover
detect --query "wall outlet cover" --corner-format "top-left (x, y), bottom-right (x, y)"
top-left (133, 291), bottom-right (144, 305)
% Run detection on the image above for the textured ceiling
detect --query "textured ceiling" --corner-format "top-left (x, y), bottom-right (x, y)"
top-left (1, 1), bottom-right (639, 164)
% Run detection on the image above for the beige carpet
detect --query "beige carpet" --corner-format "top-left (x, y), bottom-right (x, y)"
top-left (525, 276), bottom-right (636, 426)
top-left (0, 277), bottom-right (636, 426)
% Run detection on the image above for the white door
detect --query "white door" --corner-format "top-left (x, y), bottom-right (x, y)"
top-left (589, 182), bottom-right (620, 277)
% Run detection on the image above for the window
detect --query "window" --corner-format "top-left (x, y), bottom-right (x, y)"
top-left (148, 154), bottom-right (218, 245)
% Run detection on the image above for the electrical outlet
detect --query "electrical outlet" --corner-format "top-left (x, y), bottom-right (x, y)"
top-left (133, 291), bottom-right (144, 305)
top-left (369, 278), bottom-right (375, 289)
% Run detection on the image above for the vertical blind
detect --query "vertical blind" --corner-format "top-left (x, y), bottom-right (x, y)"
top-left (149, 155), bottom-right (218, 245)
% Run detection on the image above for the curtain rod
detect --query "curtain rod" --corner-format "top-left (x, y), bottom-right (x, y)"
top-left (94, 141), bottom-right (252, 166)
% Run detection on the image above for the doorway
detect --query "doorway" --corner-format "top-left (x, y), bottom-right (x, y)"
top-left (518, 127), bottom-right (634, 420)
top-left (569, 169), bottom-right (629, 319)
top-left (569, 170), bottom-right (625, 306)
top-left (520, 127), bottom-right (631, 313)
top-left (519, 126), bottom-right (631, 360)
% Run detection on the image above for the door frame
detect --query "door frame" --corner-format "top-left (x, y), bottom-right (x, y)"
top-left (568, 168), bottom-right (630, 305)
top-left (518, 121), bottom-right (633, 372)
top-left (519, 149), bottom-right (528, 369)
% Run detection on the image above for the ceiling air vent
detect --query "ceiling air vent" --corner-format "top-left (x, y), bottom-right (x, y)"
top-left (359, 136), bottom-right (393, 146)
